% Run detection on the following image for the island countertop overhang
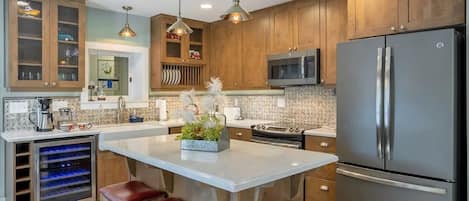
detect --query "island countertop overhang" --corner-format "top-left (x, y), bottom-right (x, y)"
top-left (100, 135), bottom-right (338, 193)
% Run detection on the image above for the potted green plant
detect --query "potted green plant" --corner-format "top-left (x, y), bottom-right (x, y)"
top-left (178, 78), bottom-right (230, 152)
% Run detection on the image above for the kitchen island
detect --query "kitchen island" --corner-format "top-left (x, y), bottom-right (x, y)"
top-left (100, 135), bottom-right (338, 201)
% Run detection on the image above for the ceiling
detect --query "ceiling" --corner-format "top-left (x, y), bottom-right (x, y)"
top-left (86, 0), bottom-right (292, 22)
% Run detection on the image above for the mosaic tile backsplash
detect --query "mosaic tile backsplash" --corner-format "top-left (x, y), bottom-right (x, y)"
top-left (3, 86), bottom-right (336, 131)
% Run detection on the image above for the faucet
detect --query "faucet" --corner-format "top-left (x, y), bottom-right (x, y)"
top-left (117, 96), bottom-right (126, 124)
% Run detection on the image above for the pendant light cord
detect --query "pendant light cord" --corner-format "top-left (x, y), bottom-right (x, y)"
top-left (179, 0), bottom-right (181, 18)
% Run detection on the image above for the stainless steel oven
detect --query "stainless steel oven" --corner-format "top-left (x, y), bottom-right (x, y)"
top-left (251, 123), bottom-right (320, 149)
top-left (267, 49), bottom-right (320, 87)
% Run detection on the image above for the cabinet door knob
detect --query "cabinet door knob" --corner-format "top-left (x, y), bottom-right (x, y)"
top-left (294, 47), bottom-right (298, 51)
top-left (390, 26), bottom-right (396, 31)
top-left (236, 132), bottom-right (243, 136)
top-left (320, 185), bottom-right (329, 191)
top-left (320, 142), bottom-right (329, 148)
top-left (288, 47), bottom-right (292, 52)
top-left (51, 82), bottom-right (57, 87)
top-left (321, 79), bottom-right (325, 84)
top-left (44, 82), bottom-right (49, 87)
top-left (399, 25), bottom-right (406, 30)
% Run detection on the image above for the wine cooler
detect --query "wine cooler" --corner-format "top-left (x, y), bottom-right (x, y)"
top-left (34, 136), bottom-right (96, 201)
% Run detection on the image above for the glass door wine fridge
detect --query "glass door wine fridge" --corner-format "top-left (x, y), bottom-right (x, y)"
top-left (34, 136), bottom-right (96, 201)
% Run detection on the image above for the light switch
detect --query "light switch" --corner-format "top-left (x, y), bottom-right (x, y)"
top-left (277, 97), bottom-right (286, 108)
top-left (52, 100), bottom-right (68, 111)
top-left (9, 101), bottom-right (29, 114)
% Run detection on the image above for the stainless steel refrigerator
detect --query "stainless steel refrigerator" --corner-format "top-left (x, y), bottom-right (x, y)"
top-left (336, 29), bottom-right (464, 201)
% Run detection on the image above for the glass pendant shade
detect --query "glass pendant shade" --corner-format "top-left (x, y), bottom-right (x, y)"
top-left (167, 17), bottom-right (193, 36)
top-left (119, 24), bottom-right (137, 38)
top-left (167, 0), bottom-right (193, 36)
top-left (118, 6), bottom-right (137, 38)
top-left (221, 0), bottom-right (251, 24)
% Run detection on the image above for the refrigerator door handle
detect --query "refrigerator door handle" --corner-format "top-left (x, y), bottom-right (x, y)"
top-left (336, 168), bottom-right (447, 195)
top-left (384, 47), bottom-right (392, 161)
top-left (376, 48), bottom-right (384, 159)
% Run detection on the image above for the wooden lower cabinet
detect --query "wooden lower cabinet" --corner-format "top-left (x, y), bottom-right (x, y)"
top-left (305, 136), bottom-right (336, 201)
top-left (97, 151), bottom-right (129, 191)
top-left (228, 127), bottom-right (252, 141)
top-left (305, 177), bottom-right (336, 201)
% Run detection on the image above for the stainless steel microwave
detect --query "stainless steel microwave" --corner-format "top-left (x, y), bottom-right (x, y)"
top-left (267, 49), bottom-right (320, 87)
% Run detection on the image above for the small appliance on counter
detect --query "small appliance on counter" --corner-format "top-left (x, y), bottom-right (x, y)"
top-left (223, 107), bottom-right (242, 121)
top-left (29, 97), bottom-right (54, 132)
top-left (57, 107), bottom-right (74, 132)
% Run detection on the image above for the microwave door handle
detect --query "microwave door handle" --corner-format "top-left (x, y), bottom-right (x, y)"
top-left (376, 48), bottom-right (384, 159)
top-left (300, 56), bottom-right (305, 78)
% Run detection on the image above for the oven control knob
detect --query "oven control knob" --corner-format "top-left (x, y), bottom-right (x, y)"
top-left (289, 128), bottom-right (295, 133)
top-left (262, 125), bottom-right (266, 129)
top-left (295, 128), bottom-right (300, 133)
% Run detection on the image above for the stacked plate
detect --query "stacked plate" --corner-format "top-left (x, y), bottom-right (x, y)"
top-left (162, 68), bottom-right (182, 86)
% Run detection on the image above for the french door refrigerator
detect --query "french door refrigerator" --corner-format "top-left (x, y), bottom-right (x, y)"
top-left (336, 29), bottom-right (464, 201)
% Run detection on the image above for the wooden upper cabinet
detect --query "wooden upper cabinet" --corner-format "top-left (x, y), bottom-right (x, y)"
top-left (320, 0), bottom-right (347, 86)
top-left (348, 0), bottom-right (465, 39)
top-left (270, 0), bottom-right (321, 54)
top-left (210, 21), bottom-right (242, 90)
top-left (347, 0), bottom-right (399, 39)
top-left (150, 15), bottom-right (209, 90)
top-left (399, 0), bottom-right (465, 31)
top-left (241, 10), bottom-right (270, 89)
top-left (270, 3), bottom-right (295, 54)
top-left (50, 0), bottom-right (86, 89)
top-left (293, 0), bottom-right (321, 50)
top-left (152, 15), bottom-right (209, 64)
top-left (8, 0), bottom-right (85, 90)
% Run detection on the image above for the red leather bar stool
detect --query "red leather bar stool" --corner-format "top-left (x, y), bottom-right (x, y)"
top-left (99, 181), bottom-right (168, 201)
top-left (162, 198), bottom-right (184, 201)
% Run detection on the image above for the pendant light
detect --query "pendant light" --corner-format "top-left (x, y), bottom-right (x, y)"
top-left (221, 0), bottom-right (252, 24)
top-left (167, 0), bottom-right (193, 36)
top-left (118, 6), bottom-right (137, 38)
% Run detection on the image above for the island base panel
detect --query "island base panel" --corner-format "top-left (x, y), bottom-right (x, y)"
top-left (123, 159), bottom-right (305, 201)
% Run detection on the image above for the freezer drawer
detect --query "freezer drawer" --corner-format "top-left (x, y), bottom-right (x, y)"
top-left (336, 164), bottom-right (456, 201)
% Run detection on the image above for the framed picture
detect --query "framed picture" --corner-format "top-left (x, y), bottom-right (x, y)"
top-left (98, 59), bottom-right (115, 79)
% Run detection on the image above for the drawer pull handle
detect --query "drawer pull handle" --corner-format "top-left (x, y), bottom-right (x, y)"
top-left (236, 132), bottom-right (243, 136)
top-left (320, 185), bottom-right (329, 191)
top-left (320, 142), bottom-right (329, 148)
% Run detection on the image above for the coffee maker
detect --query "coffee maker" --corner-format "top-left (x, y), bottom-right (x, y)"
top-left (29, 98), bottom-right (54, 132)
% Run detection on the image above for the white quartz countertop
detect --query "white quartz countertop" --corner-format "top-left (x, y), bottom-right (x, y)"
top-left (304, 126), bottom-right (336, 138)
top-left (1, 119), bottom-right (275, 142)
top-left (1, 129), bottom-right (100, 143)
top-left (100, 135), bottom-right (338, 193)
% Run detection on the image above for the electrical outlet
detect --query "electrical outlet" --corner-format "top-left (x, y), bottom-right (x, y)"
top-left (52, 101), bottom-right (68, 111)
top-left (277, 97), bottom-right (286, 108)
top-left (9, 101), bottom-right (29, 114)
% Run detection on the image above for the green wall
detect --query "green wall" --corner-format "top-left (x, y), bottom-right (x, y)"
top-left (86, 7), bottom-right (150, 47)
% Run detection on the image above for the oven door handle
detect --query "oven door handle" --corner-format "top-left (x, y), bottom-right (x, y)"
top-left (250, 139), bottom-right (301, 149)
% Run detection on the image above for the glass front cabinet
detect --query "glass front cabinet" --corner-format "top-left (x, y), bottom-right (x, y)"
top-left (9, 0), bottom-right (85, 90)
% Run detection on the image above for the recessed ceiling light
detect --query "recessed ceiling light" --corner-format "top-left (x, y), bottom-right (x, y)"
top-left (200, 3), bottom-right (213, 9)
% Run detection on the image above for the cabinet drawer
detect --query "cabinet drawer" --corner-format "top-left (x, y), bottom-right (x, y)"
top-left (305, 177), bottom-right (336, 201)
top-left (228, 128), bottom-right (252, 141)
top-left (307, 163), bottom-right (337, 181)
top-left (305, 136), bottom-right (336, 154)
top-left (169, 127), bottom-right (182, 134)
